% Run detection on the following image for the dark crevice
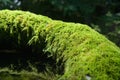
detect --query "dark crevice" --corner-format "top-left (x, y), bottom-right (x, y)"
top-left (0, 28), bottom-right (65, 74)
top-left (0, 42), bottom-right (65, 75)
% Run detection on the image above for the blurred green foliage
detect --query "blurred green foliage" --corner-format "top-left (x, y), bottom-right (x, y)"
top-left (0, 0), bottom-right (120, 46)
top-left (0, 0), bottom-right (20, 9)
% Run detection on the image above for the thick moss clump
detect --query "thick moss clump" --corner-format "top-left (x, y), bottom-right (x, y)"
top-left (0, 10), bottom-right (120, 80)
top-left (45, 21), bottom-right (120, 80)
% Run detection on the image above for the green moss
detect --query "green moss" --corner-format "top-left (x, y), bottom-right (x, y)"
top-left (45, 21), bottom-right (120, 80)
top-left (0, 10), bottom-right (120, 80)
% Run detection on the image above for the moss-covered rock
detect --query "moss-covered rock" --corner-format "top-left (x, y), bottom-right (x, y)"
top-left (0, 10), bottom-right (120, 80)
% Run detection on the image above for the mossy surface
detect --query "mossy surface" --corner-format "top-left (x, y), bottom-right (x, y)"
top-left (0, 10), bottom-right (120, 80)
top-left (45, 21), bottom-right (120, 80)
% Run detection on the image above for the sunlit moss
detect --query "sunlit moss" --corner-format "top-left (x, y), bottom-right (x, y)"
top-left (0, 10), bottom-right (120, 80)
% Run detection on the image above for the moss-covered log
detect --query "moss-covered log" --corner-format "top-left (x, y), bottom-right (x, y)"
top-left (0, 10), bottom-right (120, 80)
